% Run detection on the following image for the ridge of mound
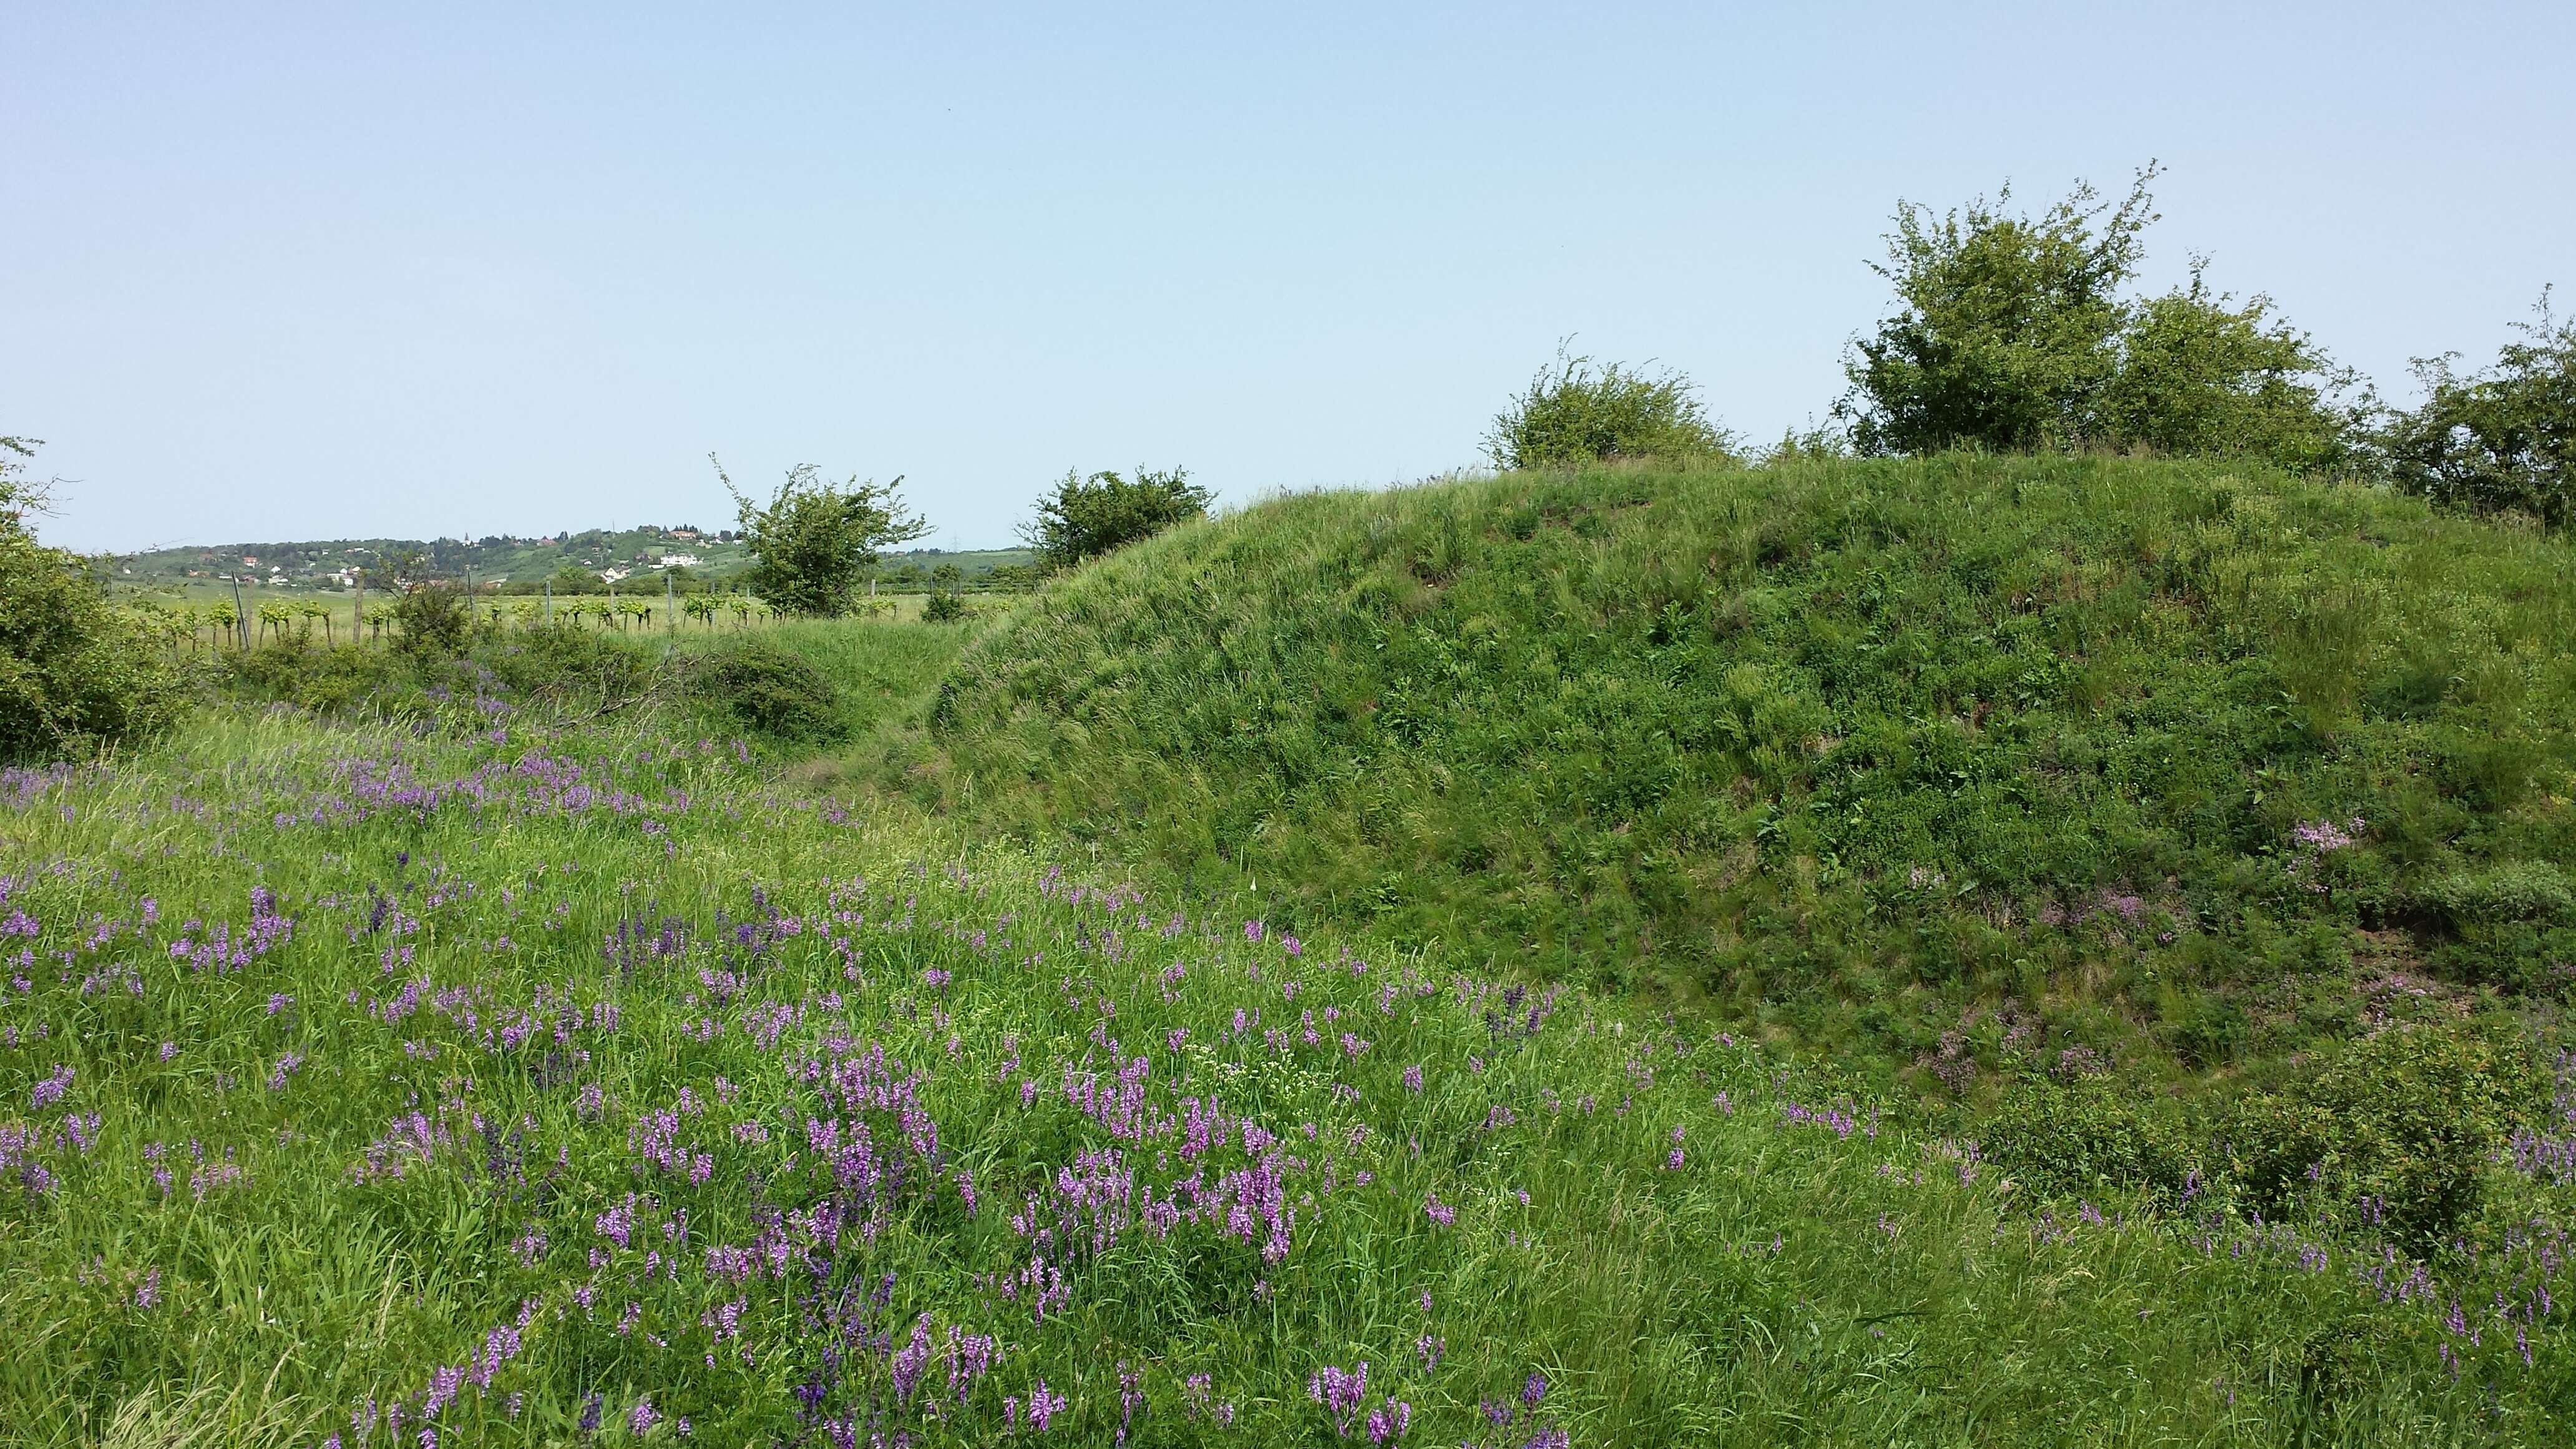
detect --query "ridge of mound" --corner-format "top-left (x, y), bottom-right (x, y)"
top-left (880, 456), bottom-right (2576, 1080)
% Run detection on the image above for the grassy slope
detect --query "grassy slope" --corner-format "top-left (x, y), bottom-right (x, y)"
top-left (864, 456), bottom-right (2576, 1089)
top-left (2, 703), bottom-right (2571, 1447)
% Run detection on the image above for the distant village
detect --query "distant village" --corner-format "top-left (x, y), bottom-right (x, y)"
top-left (113, 523), bottom-right (1027, 595)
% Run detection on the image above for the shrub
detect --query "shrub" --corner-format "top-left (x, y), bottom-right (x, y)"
top-left (1838, 167), bottom-right (2363, 470)
top-left (0, 437), bottom-right (178, 763)
top-left (1839, 173), bottom-right (2150, 455)
top-left (1020, 467), bottom-right (1211, 574)
top-left (1983, 1075), bottom-right (2195, 1202)
top-left (393, 583), bottom-right (472, 656)
top-left (2220, 1020), bottom-right (2549, 1249)
top-left (719, 456), bottom-right (930, 615)
top-left (2420, 861), bottom-right (2576, 929)
top-left (2100, 275), bottom-right (2368, 476)
top-left (1486, 346), bottom-right (1737, 469)
top-left (2384, 293), bottom-right (2575, 529)
top-left (921, 590), bottom-right (967, 622)
top-left (690, 638), bottom-right (846, 743)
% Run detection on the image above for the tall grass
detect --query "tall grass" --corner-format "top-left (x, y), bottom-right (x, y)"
top-left (2, 690), bottom-right (2570, 1445)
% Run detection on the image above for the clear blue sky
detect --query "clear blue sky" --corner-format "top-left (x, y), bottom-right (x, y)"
top-left (9, 2), bottom-right (2571, 552)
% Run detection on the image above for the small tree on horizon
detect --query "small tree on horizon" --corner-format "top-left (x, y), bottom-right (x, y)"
top-left (717, 456), bottom-right (930, 616)
top-left (1020, 466), bottom-right (1212, 574)
top-left (2384, 290), bottom-right (2575, 530)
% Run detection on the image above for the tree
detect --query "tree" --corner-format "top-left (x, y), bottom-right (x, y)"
top-left (1840, 170), bottom-right (2157, 455)
top-left (2384, 291), bottom-right (2575, 530)
top-left (717, 456), bottom-right (929, 616)
top-left (2097, 271), bottom-right (2369, 476)
top-left (1485, 344), bottom-right (1738, 469)
top-left (0, 436), bottom-right (177, 761)
top-left (1020, 466), bottom-right (1211, 574)
top-left (1838, 167), bottom-right (2366, 472)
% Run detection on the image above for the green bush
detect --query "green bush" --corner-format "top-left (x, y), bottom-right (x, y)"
top-left (1838, 168), bottom-right (2364, 471)
top-left (921, 590), bottom-right (968, 622)
top-left (2220, 1020), bottom-right (2549, 1249)
top-left (1983, 1076), bottom-right (2195, 1202)
top-left (0, 437), bottom-right (178, 763)
top-left (1020, 466), bottom-right (1211, 574)
top-left (1486, 346), bottom-right (1738, 469)
top-left (2421, 861), bottom-right (2576, 928)
top-left (690, 637), bottom-right (846, 743)
top-left (221, 621), bottom-right (658, 725)
top-left (392, 583), bottom-right (472, 656)
top-left (2384, 295), bottom-right (2575, 529)
top-left (477, 623), bottom-right (653, 703)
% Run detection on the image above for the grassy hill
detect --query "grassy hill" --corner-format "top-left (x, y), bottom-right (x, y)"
top-left (861, 456), bottom-right (2576, 1093)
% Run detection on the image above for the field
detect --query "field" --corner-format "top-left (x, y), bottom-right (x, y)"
top-left (6, 460), bottom-right (2575, 1447)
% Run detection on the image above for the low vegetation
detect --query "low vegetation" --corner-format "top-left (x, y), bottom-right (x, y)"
top-left (4, 694), bottom-right (2570, 1445)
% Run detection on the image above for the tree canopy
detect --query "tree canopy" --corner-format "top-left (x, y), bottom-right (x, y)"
top-left (718, 456), bottom-right (930, 616)
top-left (2384, 292), bottom-right (2575, 530)
top-left (1838, 167), bottom-right (2364, 473)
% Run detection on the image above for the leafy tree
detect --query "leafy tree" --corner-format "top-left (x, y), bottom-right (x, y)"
top-left (2099, 272), bottom-right (2369, 475)
top-left (0, 436), bottom-right (177, 761)
top-left (717, 456), bottom-right (929, 616)
top-left (2384, 291), bottom-right (2575, 529)
top-left (1838, 166), bottom-right (2365, 471)
top-left (1021, 467), bottom-right (1212, 573)
top-left (1840, 171), bottom-right (2157, 455)
top-left (1486, 345), bottom-right (1737, 469)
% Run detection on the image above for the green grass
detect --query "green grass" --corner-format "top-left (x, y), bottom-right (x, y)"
top-left (853, 455), bottom-right (2576, 1095)
top-left (677, 615), bottom-right (985, 747)
top-left (2, 659), bottom-right (2572, 1446)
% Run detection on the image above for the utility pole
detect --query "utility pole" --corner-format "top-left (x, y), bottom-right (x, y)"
top-left (230, 575), bottom-right (250, 650)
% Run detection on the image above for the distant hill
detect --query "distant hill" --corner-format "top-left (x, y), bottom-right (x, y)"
top-left (103, 525), bottom-right (1029, 593)
top-left (866, 454), bottom-right (2576, 1090)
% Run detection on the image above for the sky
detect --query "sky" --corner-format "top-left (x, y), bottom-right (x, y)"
top-left (7, 1), bottom-right (2572, 553)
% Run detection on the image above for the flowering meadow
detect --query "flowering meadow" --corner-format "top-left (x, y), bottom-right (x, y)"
top-left (4, 703), bottom-right (2574, 1446)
